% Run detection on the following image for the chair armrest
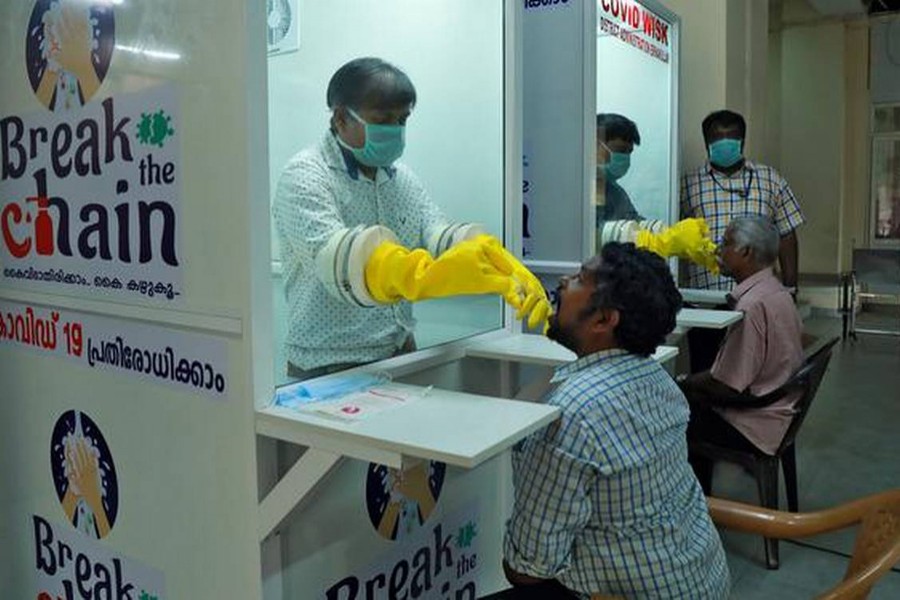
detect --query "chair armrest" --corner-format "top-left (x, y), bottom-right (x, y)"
top-left (683, 386), bottom-right (790, 409)
top-left (817, 536), bottom-right (900, 600)
top-left (708, 491), bottom-right (900, 538)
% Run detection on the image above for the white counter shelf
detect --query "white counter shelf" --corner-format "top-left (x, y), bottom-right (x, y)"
top-left (677, 307), bottom-right (742, 329)
top-left (679, 288), bottom-right (730, 306)
top-left (464, 333), bottom-right (678, 366)
top-left (256, 382), bottom-right (559, 471)
top-left (255, 330), bottom-right (565, 541)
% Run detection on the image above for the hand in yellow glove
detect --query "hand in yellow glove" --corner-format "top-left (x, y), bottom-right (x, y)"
top-left (364, 236), bottom-right (525, 310)
top-left (634, 217), bottom-right (719, 274)
top-left (479, 236), bottom-right (554, 333)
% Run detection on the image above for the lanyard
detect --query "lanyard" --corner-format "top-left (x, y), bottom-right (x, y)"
top-left (709, 168), bottom-right (753, 199)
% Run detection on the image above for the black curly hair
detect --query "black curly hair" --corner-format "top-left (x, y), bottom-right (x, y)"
top-left (581, 243), bottom-right (682, 357)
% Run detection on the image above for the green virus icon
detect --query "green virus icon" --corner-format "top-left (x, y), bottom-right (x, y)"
top-left (136, 109), bottom-right (175, 148)
top-left (139, 592), bottom-right (158, 600)
top-left (455, 521), bottom-right (478, 549)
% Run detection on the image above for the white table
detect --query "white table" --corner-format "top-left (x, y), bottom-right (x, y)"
top-left (465, 333), bottom-right (678, 367)
top-left (677, 307), bottom-right (742, 329)
top-left (257, 383), bottom-right (558, 470)
top-left (256, 379), bottom-right (559, 540)
top-left (679, 288), bottom-right (729, 306)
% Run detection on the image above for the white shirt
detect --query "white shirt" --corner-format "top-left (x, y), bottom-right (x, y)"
top-left (272, 132), bottom-right (446, 370)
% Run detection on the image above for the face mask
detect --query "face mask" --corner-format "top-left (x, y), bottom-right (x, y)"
top-left (337, 107), bottom-right (405, 168)
top-left (708, 138), bottom-right (743, 168)
top-left (598, 142), bottom-right (631, 181)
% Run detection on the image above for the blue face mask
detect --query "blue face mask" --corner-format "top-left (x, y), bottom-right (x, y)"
top-left (338, 107), bottom-right (406, 167)
top-left (598, 142), bottom-right (631, 181)
top-left (708, 138), bottom-right (743, 168)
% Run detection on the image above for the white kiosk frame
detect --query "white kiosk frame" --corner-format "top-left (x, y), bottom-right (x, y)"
top-left (253, 0), bottom-right (565, 549)
top-left (252, 0), bottom-right (740, 556)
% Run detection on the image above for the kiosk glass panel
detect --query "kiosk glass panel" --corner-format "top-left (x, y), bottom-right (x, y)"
top-left (595, 0), bottom-right (675, 245)
top-left (266, 0), bottom-right (506, 387)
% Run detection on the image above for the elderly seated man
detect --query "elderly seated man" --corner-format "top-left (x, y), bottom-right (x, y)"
top-left (499, 243), bottom-right (730, 600)
top-left (678, 215), bottom-right (804, 492)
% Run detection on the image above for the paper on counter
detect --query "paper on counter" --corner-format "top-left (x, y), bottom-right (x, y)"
top-left (302, 386), bottom-right (429, 422)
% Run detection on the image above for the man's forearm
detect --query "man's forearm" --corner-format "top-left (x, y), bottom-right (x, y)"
top-left (779, 231), bottom-right (799, 289)
top-left (679, 371), bottom-right (743, 406)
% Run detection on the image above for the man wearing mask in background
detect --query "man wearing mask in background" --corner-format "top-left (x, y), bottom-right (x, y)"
top-left (681, 110), bottom-right (804, 292)
top-left (595, 113), bottom-right (643, 227)
top-left (680, 109), bottom-right (804, 371)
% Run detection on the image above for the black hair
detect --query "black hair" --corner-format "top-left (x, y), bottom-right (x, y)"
top-left (596, 113), bottom-right (641, 145)
top-left (582, 243), bottom-right (682, 357)
top-left (702, 110), bottom-right (746, 143)
top-left (326, 57), bottom-right (416, 111)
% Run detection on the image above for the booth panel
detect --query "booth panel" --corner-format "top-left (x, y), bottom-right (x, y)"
top-left (0, 0), bottom-right (264, 597)
top-left (278, 454), bottom-right (511, 599)
top-left (522, 1), bottom-right (588, 263)
top-left (522, 0), bottom-right (679, 271)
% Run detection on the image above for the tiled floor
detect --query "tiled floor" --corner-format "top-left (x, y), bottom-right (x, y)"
top-left (715, 314), bottom-right (900, 599)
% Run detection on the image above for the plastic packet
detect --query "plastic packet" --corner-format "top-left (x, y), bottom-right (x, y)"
top-left (275, 371), bottom-right (391, 410)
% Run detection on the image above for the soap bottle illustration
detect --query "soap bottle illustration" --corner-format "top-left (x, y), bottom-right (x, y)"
top-left (26, 196), bottom-right (54, 256)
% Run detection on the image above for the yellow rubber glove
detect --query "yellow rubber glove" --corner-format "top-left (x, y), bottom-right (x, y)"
top-left (364, 236), bottom-right (525, 309)
top-left (479, 236), bottom-right (554, 333)
top-left (634, 217), bottom-right (720, 274)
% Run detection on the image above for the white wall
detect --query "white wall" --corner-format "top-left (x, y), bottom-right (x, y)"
top-left (842, 20), bottom-right (871, 267)
top-left (664, 0), bottom-right (728, 168)
top-left (663, 0), bottom-right (769, 169)
top-left (768, 0), bottom-right (872, 277)
top-left (779, 22), bottom-right (845, 275)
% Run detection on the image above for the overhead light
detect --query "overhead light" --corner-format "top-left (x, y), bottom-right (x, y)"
top-left (115, 44), bottom-right (181, 61)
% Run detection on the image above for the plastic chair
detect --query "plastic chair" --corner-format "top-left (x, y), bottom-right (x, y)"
top-left (708, 490), bottom-right (900, 600)
top-left (688, 337), bottom-right (839, 569)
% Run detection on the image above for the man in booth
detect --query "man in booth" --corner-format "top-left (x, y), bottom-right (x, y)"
top-left (595, 113), bottom-right (643, 225)
top-left (272, 57), bottom-right (550, 380)
top-left (500, 243), bottom-right (730, 600)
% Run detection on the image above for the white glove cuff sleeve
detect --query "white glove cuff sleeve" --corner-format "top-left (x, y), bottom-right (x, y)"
top-left (599, 220), bottom-right (640, 247)
top-left (315, 225), bottom-right (399, 307)
top-left (425, 223), bottom-right (486, 256)
top-left (598, 219), bottom-right (665, 248)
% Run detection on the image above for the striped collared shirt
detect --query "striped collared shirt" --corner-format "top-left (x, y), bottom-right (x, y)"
top-left (504, 349), bottom-right (730, 599)
top-left (272, 132), bottom-right (446, 370)
top-left (680, 160), bottom-right (804, 290)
